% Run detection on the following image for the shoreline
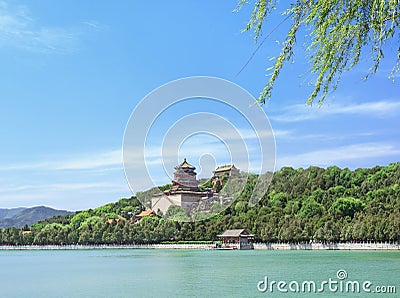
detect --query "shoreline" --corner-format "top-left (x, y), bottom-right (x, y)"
top-left (253, 242), bottom-right (400, 250)
top-left (0, 242), bottom-right (399, 251)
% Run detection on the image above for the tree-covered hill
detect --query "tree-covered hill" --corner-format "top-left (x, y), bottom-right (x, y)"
top-left (0, 206), bottom-right (73, 229)
top-left (0, 163), bottom-right (399, 245)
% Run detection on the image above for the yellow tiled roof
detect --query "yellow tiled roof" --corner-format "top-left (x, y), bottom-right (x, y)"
top-left (179, 158), bottom-right (195, 169)
top-left (137, 210), bottom-right (156, 217)
top-left (215, 164), bottom-right (235, 172)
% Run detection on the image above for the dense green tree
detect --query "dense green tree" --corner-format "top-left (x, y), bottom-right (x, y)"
top-left (234, 201), bottom-right (248, 213)
top-left (329, 197), bottom-right (365, 218)
top-left (299, 197), bottom-right (324, 218)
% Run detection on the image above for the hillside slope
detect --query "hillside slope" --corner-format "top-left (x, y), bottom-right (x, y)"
top-left (0, 162), bottom-right (399, 245)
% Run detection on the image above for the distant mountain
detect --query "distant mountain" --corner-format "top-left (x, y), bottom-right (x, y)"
top-left (0, 207), bottom-right (27, 220)
top-left (0, 206), bottom-right (73, 229)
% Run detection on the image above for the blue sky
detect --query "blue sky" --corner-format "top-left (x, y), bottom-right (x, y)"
top-left (0, 1), bottom-right (399, 211)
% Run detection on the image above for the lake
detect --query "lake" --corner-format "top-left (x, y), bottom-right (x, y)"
top-left (0, 249), bottom-right (398, 297)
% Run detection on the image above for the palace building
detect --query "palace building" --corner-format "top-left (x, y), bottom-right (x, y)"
top-left (151, 158), bottom-right (212, 215)
top-left (171, 158), bottom-right (199, 191)
top-left (211, 164), bottom-right (240, 191)
top-left (213, 164), bottom-right (239, 178)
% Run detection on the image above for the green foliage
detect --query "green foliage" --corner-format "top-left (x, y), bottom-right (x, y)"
top-left (93, 203), bottom-right (115, 216)
top-left (269, 191), bottom-right (287, 209)
top-left (193, 212), bottom-right (210, 221)
top-left (213, 180), bottom-right (223, 193)
top-left (299, 197), bottom-right (324, 218)
top-left (198, 179), bottom-right (212, 191)
top-left (158, 184), bottom-right (172, 192)
top-left (165, 205), bottom-right (190, 222)
top-left (329, 197), bottom-right (366, 218)
top-left (70, 211), bottom-right (92, 229)
top-left (236, 0), bottom-right (400, 104)
top-left (234, 201), bottom-right (248, 213)
top-left (210, 203), bottom-right (225, 214)
top-left (0, 163), bottom-right (399, 245)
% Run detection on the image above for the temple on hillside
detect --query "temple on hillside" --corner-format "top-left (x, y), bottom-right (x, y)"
top-left (151, 158), bottom-right (212, 215)
top-left (151, 159), bottom-right (242, 217)
top-left (212, 164), bottom-right (240, 191)
top-left (213, 164), bottom-right (240, 178)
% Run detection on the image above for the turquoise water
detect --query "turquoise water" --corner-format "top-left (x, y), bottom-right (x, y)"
top-left (0, 249), bottom-right (399, 297)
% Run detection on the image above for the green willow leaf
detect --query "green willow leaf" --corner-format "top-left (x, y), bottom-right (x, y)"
top-left (237, 0), bottom-right (400, 105)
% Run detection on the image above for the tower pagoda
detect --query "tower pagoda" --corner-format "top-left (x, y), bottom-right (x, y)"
top-left (171, 158), bottom-right (199, 191)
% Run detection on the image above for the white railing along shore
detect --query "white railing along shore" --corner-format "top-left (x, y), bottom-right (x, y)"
top-left (0, 244), bottom-right (212, 250)
top-left (253, 242), bottom-right (400, 250)
top-left (0, 242), bottom-right (399, 250)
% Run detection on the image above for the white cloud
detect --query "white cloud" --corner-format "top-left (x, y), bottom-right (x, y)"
top-left (0, 148), bottom-right (130, 209)
top-left (0, 149), bottom-right (122, 172)
top-left (0, 1), bottom-right (102, 53)
top-left (271, 100), bottom-right (400, 122)
top-left (277, 142), bottom-right (400, 168)
top-left (0, 182), bottom-right (127, 194)
top-left (53, 150), bottom-right (122, 170)
top-left (277, 131), bottom-right (378, 142)
top-left (136, 126), bottom-right (277, 191)
top-left (81, 20), bottom-right (107, 31)
top-left (132, 118), bottom-right (279, 176)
